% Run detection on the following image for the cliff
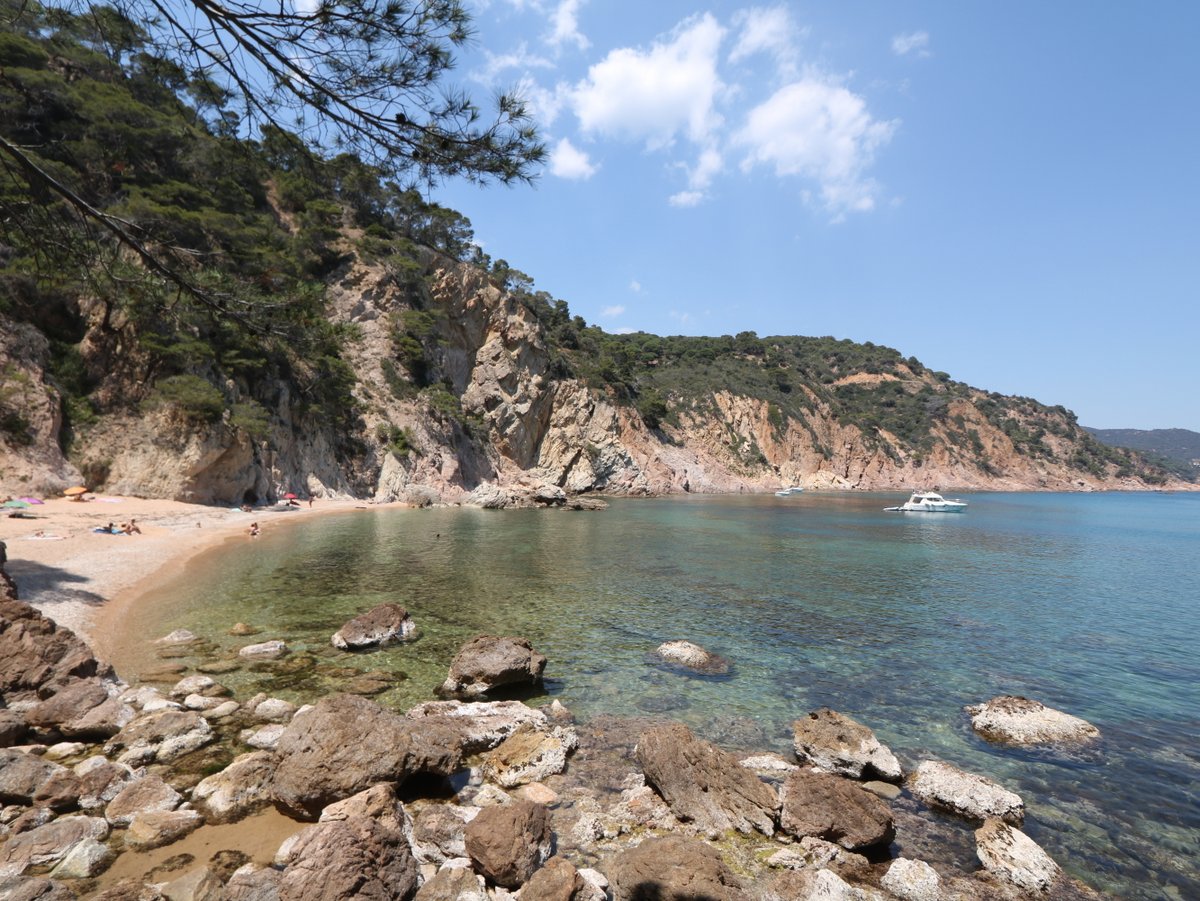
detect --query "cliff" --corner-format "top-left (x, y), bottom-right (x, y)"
top-left (0, 251), bottom-right (1182, 504)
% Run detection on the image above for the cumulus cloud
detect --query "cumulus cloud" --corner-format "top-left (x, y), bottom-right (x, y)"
top-left (548, 0), bottom-right (590, 51)
top-left (549, 137), bottom-right (597, 179)
top-left (669, 190), bottom-right (705, 208)
top-left (892, 31), bottom-right (930, 57)
top-left (736, 78), bottom-right (897, 218)
top-left (729, 6), bottom-right (804, 78)
top-left (629, 280), bottom-right (642, 293)
top-left (571, 13), bottom-right (726, 148)
top-left (601, 304), bottom-right (626, 317)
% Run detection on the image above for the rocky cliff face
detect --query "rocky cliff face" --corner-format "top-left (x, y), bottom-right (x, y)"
top-left (0, 254), bottom-right (1184, 503)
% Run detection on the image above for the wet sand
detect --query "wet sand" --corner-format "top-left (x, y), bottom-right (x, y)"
top-left (0, 495), bottom-right (398, 649)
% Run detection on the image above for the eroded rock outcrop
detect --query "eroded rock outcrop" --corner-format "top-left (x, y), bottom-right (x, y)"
top-left (438, 635), bottom-right (547, 698)
top-left (331, 604), bottom-right (417, 650)
top-left (909, 760), bottom-right (1024, 825)
top-left (636, 722), bottom-right (777, 836)
top-left (603, 834), bottom-right (750, 901)
top-left (778, 769), bottom-right (896, 851)
top-left (975, 817), bottom-right (1061, 894)
top-left (463, 798), bottom-right (553, 889)
top-left (966, 696), bottom-right (1100, 747)
top-left (792, 708), bottom-right (904, 782)
top-left (270, 694), bottom-right (463, 818)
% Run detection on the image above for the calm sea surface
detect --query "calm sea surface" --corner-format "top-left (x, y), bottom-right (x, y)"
top-left (111, 492), bottom-right (1200, 898)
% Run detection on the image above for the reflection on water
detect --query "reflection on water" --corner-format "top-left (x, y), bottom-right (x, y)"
top-left (109, 492), bottom-right (1200, 899)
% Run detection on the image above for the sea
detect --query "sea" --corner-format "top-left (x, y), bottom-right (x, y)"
top-left (109, 491), bottom-right (1200, 899)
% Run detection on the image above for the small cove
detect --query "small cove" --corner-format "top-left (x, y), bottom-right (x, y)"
top-left (102, 491), bottom-right (1200, 898)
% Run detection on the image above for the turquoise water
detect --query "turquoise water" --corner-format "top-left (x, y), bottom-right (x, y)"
top-left (114, 492), bottom-right (1200, 898)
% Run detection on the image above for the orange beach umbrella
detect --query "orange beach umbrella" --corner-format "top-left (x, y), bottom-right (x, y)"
top-left (63, 486), bottom-right (89, 496)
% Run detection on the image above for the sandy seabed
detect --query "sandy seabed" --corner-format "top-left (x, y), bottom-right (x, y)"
top-left (0, 494), bottom-right (397, 652)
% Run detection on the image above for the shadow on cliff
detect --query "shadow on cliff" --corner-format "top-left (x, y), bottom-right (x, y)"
top-left (626, 886), bottom-right (722, 901)
top-left (5, 559), bottom-right (106, 607)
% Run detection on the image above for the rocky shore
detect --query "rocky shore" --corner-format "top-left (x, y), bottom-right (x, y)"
top-left (1, 555), bottom-right (1108, 900)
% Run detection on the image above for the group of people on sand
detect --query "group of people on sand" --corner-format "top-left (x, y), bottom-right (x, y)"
top-left (95, 519), bottom-right (141, 535)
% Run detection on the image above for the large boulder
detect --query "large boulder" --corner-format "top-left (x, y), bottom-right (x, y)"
top-left (410, 804), bottom-right (477, 865)
top-left (74, 757), bottom-right (138, 811)
top-left (603, 834), bottom-right (749, 901)
top-left (191, 751), bottom-right (277, 822)
top-left (276, 814), bottom-right (418, 901)
top-left (0, 597), bottom-right (115, 704)
top-left (519, 856), bottom-right (594, 901)
top-left (24, 680), bottom-right (110, 731)
top-left (102, 708), bottom-right (215, 766)
top-left (271, 694), bottom-right (463, 818)
top-left (124, 809), bottom-right (204, 850)
top-left (653, 641), bottom-right (730, 675)
top-left (909, 760), bottom-right (1024, 825)
top-left (224, 864), bottom-right (283, 901)
top-left (0, 749), bottom-right (80, 810)
top-left (331, 604), bottom-right (416, 650)
top-left (792, 708), bottom-right (903, 782)
top-left (778, 769), bottom-right (896, 850)
top-left (103, 775), bottom-right (182, 826)
top-left (405, 700), bottom-right (548, 754)
top-left (438, 636), bottom-right (546, 698)
top-left (0, 816), bottom-right (110, 878)
top-left (965, 696), bottom-right (1100, 746)
top-left (463, 798), bottom-right (553, 889)
top-left (413, 867), bottom-right (488, 901)
top-left (480, 723), bottom-right (578, 787)
top-left (636, 722), bottom-right (777, 836)
top-left (975, 817), bottom-right (1061, 893)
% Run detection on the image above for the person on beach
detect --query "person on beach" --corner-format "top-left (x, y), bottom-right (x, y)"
top-left (120, 519), bottom-right (141, 535)
top-left (248, 522), bottom-right (260, 538)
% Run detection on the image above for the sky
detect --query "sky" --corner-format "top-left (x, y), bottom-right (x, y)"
top-left (432, 1), bottom-right (1200, 431)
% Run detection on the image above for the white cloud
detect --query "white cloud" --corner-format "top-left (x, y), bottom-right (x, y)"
top-left (892, 31), bottom-right (930, 57)
top-left (669, 309), bottom-right (693, 325)
top-left (473, 44), bottom-right (553, 86)
top-left (629, 280), bottom-right (642, 293)
top-left (548, 0), bottom-right (590, 51)
top-left (613, 327), bottom-right (637, 334)
top-left (549, 137), bottom-right (597, 179)
top-left (736, 78), bottom-right (897, 217)
top-left (669, 190), bottom-right (704, 208)
top-left (516, 77), bottom-right (572, 128)
top-left (601, 305), bottom-right (626, 317)
top-left (729, 6), bottom-right (805, 78)
top-left (571, 14), bottom-right (726, 148)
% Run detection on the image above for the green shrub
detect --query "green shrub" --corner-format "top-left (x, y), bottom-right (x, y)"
top-left (148, 375), bottom-right (225, 422)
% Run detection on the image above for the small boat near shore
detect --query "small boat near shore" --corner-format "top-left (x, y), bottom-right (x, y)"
top-left (774, 486), bottom-right (804, 497)
top-left (885, 491), bottom-right (967, 513)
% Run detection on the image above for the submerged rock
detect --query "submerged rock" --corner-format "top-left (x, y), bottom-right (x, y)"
top-left (331, 603), bottom-right (417, 650)
top-left (653, 640), bottom-right (730, 675)
top-left (238, 640), bottom-right (289, 660)
top-left (965, 696), bottom-right (1100, 746)
top-left (909, 760), bottom-right (1024, 825)
top-left (438, 636), bottom-right (547, 698)
top-left (636, 721), bottom-right (777, 836)
top-left (792, 708), bottom-right (904, 782)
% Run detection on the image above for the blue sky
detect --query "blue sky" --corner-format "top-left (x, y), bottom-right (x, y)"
top-left (435, 2), bottom-right (1199, 431)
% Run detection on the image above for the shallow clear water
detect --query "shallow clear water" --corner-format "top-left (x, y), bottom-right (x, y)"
top-left (112, 492), bottom-right (1200, 898)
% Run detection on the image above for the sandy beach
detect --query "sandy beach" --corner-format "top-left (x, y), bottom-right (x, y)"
top-left (0, 494), bottom-right (390, 652)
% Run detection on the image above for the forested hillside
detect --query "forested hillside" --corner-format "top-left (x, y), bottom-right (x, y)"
top-left (1086, 428), bottom-right (1200, 482)
top-left (0, 4), bottom-right (1180, 501)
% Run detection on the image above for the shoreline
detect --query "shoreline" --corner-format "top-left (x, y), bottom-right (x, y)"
top-left (0, 495), bottom-right (404, 655)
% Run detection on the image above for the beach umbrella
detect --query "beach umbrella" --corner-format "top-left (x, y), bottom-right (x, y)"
top-left (63, 486), bottom-right (88, 496)
top-left (20, 497), bottom-right (44, 504)
top-left (284, 492), bottom-right (298, 499)
top-left (3, 500), bottom-right (29, 508)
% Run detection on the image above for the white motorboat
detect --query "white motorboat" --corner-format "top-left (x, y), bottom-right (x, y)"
top-left (884, 491), bottom-right (967, 513)
top-left (774, 486), bottom-right (804, 496)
